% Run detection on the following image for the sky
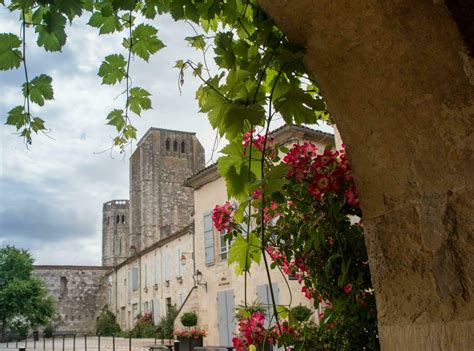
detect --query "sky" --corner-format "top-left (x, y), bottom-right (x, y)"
top-left (0, 8), bottom-right (332, 266)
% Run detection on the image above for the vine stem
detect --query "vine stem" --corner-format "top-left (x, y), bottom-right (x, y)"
top-left (259, 67), bottom-right (287, 351)
top-left (124, 10), bottom-right (133, 122)
top-left (21, 8), bottom-right (31, 137)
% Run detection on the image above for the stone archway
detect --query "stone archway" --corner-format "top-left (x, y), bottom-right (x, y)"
top-left (257, 1), bottom-right (474, 349)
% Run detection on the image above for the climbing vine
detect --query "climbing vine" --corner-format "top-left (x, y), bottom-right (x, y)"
top-left (1, 0), bottom-right (378, 349)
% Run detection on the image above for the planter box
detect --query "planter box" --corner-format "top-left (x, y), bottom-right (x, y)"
top-left (177, 336), bottom-right (203, 351)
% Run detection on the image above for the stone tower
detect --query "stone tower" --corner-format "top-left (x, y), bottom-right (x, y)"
top-left (130, 128), bottom-right (205, 251)
top-left (102, 200), bottom-right (130, 266)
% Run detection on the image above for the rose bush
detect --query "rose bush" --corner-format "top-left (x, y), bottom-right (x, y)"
top-left (213, 133), bottom-right (379, 350)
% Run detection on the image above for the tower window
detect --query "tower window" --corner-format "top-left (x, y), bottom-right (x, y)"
top-left (60, 276), bottom-right (68, 295)
top-left (122, 214), bottom-right (125, 224)
top-left (107, 217), bottom-right (109, 225)
top-left (166, 139), bottom-right (170, 150)
top-left (173, 140), bottom-right (178, 152)
top-left (181, 141), bottom-right (185, 153)
top-left (116, 215), bottom-right (120, 224)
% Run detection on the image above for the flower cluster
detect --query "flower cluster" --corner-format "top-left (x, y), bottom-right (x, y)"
top-left (212, 201), bottom-right (234, 232)
top-left (267, 247), bottom-right (314, 300)
top-left (283, 143), bottom-right (359, 206)
top-left (232, 312), bottom-right (273, 350)
top-left (173, 328), bottom-right (207, 338)
top-left (243, 130), bottom-right (274, 156)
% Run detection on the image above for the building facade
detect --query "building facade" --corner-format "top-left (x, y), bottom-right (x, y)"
top-left (36, 125), bottom-right (335, 342)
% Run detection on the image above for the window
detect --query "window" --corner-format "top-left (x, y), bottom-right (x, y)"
top-left (122, 214), bottom-right (125, 224)
top-left (144, 264), bottom-right (148, 288)
top-left (154, 255), bottom-right (160, 284)
top-left (173, 140), bottom-right (178, 151)
top-left (181, 141), bottom-right (185, 153)
top-left (166, 139), bottom-right (170, 150)
top-left (107, 217), bottom-right (109, 225)
top-left (60, 276), bottom-right (68, 295)
top-left (116, 215), bottom-right (120, 224)
top-left (220, 231), bottom-right (231, 260)
top-left (203, 212), bottom-right (215, 265)
top-left (176, 248), bottom-right (182, 278)
top-left (131, 267), bottom-right (139, 291)
top-left (144, 301), bottom-right (149, 313)
top-left (119, 238), bottom-right (122, 255)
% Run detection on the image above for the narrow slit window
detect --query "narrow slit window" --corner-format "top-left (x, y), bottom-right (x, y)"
top-left (166, 139), bottom-right (170, 150)
top-left (173, 140), bottom-right (178, 152)
top-left (181, 141), bottom-right (185, 153)
top-left (122, 214), bottom-right (125, 224)
top-left (116, 215), bottom-right (120, 224)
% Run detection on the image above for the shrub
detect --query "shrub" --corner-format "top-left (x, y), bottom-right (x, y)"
top-left (130, 313), bottom-right (156, 338)
top-left (290, 305), bottom-right (312, 323)
top-left (43, 324), bottom-right (53, 338)
top-left (96, 309), bottom-right (121, 336)
top-left (180, 312), bottom-right (197, 328)
top-left (156, 305), bottom-right (177, 339)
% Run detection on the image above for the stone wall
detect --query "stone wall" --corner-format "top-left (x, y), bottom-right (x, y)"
top-left (257, 1), bottom-right (474, 349)
top-left (34, 266), bottom-right (111, 335)
top-left (102, 200), bottom-right (130, 267)
top-left (129, 128), bottom-right (205, 252)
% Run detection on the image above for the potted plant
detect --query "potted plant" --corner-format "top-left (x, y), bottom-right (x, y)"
top-left (174, 312), bottom-right (206, 351)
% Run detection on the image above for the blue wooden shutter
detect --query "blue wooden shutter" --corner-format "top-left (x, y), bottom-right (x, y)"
top-left (203, 212), bottom-right (214, 265)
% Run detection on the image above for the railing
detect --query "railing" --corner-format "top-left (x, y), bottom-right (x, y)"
top-left (0, 334), bottom-right (177, 351)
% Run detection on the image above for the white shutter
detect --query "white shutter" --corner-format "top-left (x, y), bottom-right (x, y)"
top-left (153, 298), bottom-right (161, 324)
top-left (204, 212), bottom-right (214, 265)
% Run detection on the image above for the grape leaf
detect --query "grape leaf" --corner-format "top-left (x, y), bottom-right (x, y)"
top-left (127, 87), bottom-right (152, 115)
top-left (0, 33), bottom-right (22, 71)
top-left (22, 74), bottom-right (54, 106)
top-left (6, 106), bottom-right (29, 130)
top-left (106, 109), bottom-right (125, 132)
top-left (35, 10), bottom-right (67, 52)
top-left (98, 54), bottom-right (127, 85)
top-left (88, 12), bottom-right (122, 35)
top-left (274, 85), bottom-right (326, 125)
top-left (228, 233), bottom-right (261, 275)
top-left (123, 24), bottom-right (165, 62)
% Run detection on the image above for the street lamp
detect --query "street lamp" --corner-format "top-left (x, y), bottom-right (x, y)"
top-left (193, 269), bottom-right (207, 292)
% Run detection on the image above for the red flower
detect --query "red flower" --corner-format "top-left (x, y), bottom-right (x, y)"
top-left (343, 283), bottom-right (353, 294)
top-left (212, 202), bottom-right (234, 232)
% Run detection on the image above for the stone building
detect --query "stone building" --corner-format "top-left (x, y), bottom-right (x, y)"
top-left (102, 200), bottom-right (130, 267)
top-left (129, 128), bottom-right (205, 252)
top-left (34, 266), bottom-right (110, 334)
top-left (35, 125), bottom-right (334, 342)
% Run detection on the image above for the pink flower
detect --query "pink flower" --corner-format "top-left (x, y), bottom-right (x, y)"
top-left (212, 202), bottom-right (234, 232)
top-left (343, 283), bottom-right (353, 294)
top-left (252, 188), bottom-right (262, 200)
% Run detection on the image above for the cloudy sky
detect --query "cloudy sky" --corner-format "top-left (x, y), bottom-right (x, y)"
top-left (0, 8), bottom-right (331, 266)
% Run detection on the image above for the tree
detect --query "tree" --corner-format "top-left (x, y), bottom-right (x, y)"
top-left (0, 246), bottom-right (55, 339)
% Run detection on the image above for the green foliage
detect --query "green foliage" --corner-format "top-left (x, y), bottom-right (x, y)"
top-left (156, 305), bottom-right (177, 340)
top-left (0, 33), bottom-right (22, 70)
top-left (180, 312), bottom-right (197, 328)
top-left (289, 305), bottom-right (312, 323)
top-left (130, 313), bottom-right (155, 338)
top-left (22, 74), bottom-right (54, 106)
top-left (127, 87), bottom-right (152, 116)
top-left (235, 300), bottom-right (265, 320)
top-left (35, 9), bottom-right (67, 52)
top-left (0, 246), bottom-right (55, 339)
top-left (96, 309), bottom-right (121, 336)
top-left (43, 324), bottom-right (53, 338)
top-left (98, 54), bottom-right (127, 85)
top-left (123, 24), bottom-right (165, 62)
top-left (227, 233), bottom-right (261, 275)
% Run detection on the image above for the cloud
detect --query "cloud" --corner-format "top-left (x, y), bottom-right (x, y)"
top-left (0, 10), bottom-right (334, 266)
